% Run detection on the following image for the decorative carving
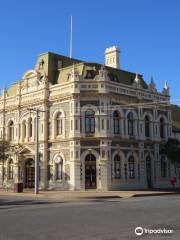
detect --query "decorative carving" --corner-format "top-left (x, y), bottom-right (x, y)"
top-left (70, 64), bottom-right (79, 81)
top-left (99, 65), bottom-right (109, 80)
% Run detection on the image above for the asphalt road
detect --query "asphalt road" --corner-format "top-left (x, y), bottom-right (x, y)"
top-left (0, 195), bottom-right (179, 240)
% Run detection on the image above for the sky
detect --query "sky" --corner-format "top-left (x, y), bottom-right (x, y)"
top-left (0, 0), bottom-right (180, 104)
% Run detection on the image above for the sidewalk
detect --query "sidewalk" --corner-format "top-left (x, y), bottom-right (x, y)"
top-left (0, 189), bottom-right (179, 201)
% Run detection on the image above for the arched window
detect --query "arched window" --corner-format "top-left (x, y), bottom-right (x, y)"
top-left (160, 117), bottom-right (165, 138)
top-left (85, 109), bottom-right (95, 133)
top-left (9, 121), bottom-right (14, 141)
top-left (161, 156), bottom-right (167, 177)
top-left (128, 155), bottom-right (135, 179)
top-left (55, 156), bottom-right (63, 180)
top-left (114, 154), bottom-right (121, 179)
top-left (29, 117), bottom-right (33, 138)
top-left (113, 111), bottom-right (120, 134)
top-left (145, 115), bottom-right (150, 138)
top-left (8, 159), bottom-right (14, 180)
top-left (56, 112), bottom-right (63, 136)
top-left (127, 112), bottom-right (134, 136)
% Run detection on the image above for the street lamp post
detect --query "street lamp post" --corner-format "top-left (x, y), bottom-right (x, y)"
top-left (35, 110), bottom-right (39, 194)
top-left (28, 108), bottom-right (46, 194)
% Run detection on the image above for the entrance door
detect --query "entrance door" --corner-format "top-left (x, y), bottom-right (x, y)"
top-left (25, 159), bottom-right (35, 188)
top-left (85, 154), bottom-right (96, 189)
top-left (146, 156), bottom-right (152, 188)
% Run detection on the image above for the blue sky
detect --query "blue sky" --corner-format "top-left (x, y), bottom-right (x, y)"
top-left (0, 0), bottom-right (179, 103)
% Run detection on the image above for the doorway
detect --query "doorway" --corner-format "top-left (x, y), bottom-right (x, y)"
top-left (85, 154), bottom-right (96, 189)
top-left (25, 159), bottom-right (35, 188)
top-left (146, 156), bottom-right (152, 189)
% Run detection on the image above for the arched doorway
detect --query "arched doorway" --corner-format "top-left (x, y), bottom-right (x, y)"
top-left (146, 156), bottom-right (152, 188)
top-left (25, 159), bottom-right (35, 188)
top-left (85, 154), bottom-right (96, 189)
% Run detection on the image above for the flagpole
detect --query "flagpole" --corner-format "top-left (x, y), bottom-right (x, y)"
top-left (70, 15), bottom-right (72, 58)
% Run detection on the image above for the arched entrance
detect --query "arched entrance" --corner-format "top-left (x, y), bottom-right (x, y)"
top-left (146, 156), bottom-right (152, 188)
top-left (25, 159), bottom-right (35, 188)
top-left (85, 154), bottom-right (96, 189)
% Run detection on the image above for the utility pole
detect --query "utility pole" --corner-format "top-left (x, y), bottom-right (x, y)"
top-left (35, 109), bottom-right (39, 194)
top-left (28, 108), bottom-right (46, 194)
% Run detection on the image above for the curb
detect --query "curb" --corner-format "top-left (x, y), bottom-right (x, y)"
top-left (0, 191), bottom-right (179, 201)
top-left (132, 192), bottom-right (180, 198)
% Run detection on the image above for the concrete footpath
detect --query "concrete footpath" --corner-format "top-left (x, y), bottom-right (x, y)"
top-left (0, 189), bottom-right (179, 201)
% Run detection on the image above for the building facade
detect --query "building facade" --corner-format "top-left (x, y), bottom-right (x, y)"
top-left (0, 47), bottom-right (175, 190)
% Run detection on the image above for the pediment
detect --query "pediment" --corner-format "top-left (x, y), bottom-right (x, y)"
top-left (18, 146), bottom-right (34, 155)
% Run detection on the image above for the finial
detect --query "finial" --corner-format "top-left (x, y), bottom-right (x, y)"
top-left (164, 81), bottom-right (169, 90)
top-left (2, 86), bottom-right (7, 96)
top-left (162, 81), bottom-right (170, 96)
top-left (150, 76), bottom-right (154, 83)
top-left (134, 73), bottom-right (140, 83)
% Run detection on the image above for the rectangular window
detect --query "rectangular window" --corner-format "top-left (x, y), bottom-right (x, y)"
top-left (102, 150), bottom-right (105, 158)
top-left (75, 102), bottom-right (78, 113)
top-left (102, 119), bottom-right (104, 130)
top-left (75, 119), bottom-right (78, 130)
top-left (80, 118), bottom-right (82, 133)
top-left (71, 120), bottom-right (73, 130)
top-left (107, 120), bottom-right (109, 130)
top-left (76, 151), bottom-right (79, 159)
top-left (101, 102), bottom-right (104, 112)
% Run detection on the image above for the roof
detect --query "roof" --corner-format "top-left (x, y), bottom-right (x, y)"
top-left (7, 82), bottom-right (18, 97)
top-left (3, 51), bottom-right (149, 97)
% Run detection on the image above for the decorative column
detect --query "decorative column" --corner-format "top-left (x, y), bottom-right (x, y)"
top-left (0, 163), bottom-right (3, 187)
top-left (70, 141), bottom-right (81, 190)
top-left (99, 140), bottom-right (111, 190)
top-left (154, 144), bottom-right (160, 188)
top-left (139, 143), bottom-right (146, 188)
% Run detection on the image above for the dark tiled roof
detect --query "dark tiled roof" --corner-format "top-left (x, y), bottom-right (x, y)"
top-left (47, 52), bottom-right (148, 88)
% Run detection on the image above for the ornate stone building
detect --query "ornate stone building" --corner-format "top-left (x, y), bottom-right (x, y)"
top-left (0, 46), bottom-right (175, 190)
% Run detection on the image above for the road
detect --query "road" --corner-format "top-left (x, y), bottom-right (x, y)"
top-left (0, 195), bottom-right (179, 240)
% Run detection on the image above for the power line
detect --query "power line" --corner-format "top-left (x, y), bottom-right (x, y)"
top-left (26, 99), bottom-right (180, 113)
top-left (1, 101), bottom-right (179, 114)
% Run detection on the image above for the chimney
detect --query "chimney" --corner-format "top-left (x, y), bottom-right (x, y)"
top-left (105, 46), bottom-right (120, 69)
